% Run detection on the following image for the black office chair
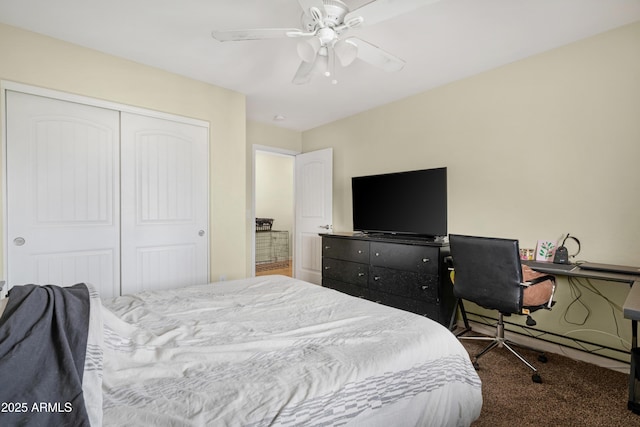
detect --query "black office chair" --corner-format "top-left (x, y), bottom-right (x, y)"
top-left (449, 234), bottom-right (556, 383)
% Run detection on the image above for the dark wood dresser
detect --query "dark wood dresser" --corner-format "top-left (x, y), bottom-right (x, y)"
top-left (320, 232), bottom-right (455, 327)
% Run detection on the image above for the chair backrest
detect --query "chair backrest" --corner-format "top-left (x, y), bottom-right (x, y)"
top-left (449, 234), bottom-right (523, 314)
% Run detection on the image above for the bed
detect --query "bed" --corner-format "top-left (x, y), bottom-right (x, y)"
top-left (0, 275), bottom-right (482, 426)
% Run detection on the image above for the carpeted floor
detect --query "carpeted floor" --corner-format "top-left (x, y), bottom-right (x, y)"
top-left (461, 339), bottom-right (640, 426)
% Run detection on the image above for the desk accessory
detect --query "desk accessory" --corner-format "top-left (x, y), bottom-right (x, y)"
top-left (536, 240), bottom-right (556, 261)
top-left (553, 233), bottom-right (580, 264)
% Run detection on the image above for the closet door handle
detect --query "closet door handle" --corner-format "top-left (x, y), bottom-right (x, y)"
top-left (13, 237), bottom-right (26, 246)
top-left (199, 230), bottom-right (205, 237)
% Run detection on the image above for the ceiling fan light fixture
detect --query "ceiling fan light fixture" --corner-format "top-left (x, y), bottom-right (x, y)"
top-left (334, 39), bottom-right (358, 67)
top-left (215, 0), bottom-right (425, 86)
top-left (317, 27), bottom-right (337, 45)
top-left (297, 38), bottom-right (321, 63)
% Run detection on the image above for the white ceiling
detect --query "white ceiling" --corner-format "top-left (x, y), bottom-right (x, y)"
top-left (1, 0), bottom-right (639, 131)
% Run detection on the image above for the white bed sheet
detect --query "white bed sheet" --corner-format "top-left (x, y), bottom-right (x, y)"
top-left (100, 275), bottom-right (482, 426)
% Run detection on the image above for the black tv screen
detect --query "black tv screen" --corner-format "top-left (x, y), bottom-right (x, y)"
top-left (351, 167), bottom-right (447, 238)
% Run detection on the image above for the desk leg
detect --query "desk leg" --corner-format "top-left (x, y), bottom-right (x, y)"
top-left (629, 320), bottom-right (639, 413)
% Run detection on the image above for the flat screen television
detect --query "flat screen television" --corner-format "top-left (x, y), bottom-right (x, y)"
top-left (351, 167), bottom-right (447, 238)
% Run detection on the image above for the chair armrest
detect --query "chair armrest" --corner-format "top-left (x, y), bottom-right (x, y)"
top-left (521, 275), bottom-right (556, 309)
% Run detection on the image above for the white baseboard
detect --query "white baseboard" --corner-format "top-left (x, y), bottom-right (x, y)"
top-left (459, 321), bottom-right (631, 374)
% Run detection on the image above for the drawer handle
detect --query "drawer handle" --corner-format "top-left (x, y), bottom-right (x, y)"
top-left (375, 252), bottom-right (380, 256)
top-left (325, 246), bottom-right (331, 249)
top-left (421, 285), bottom-right (429, 290)
top-left (358, 272), bottom-right (365, 277)
top-left (422, 258), bottom-right (430, 263)
top-left (374, 276), bottom-right (380, 281)
top-left (358, 250), bottom-right (363, 254)
top-left (324, 266), bottom-right (331, 270)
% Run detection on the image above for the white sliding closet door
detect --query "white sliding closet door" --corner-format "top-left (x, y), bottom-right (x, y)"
top-left (5, 89), bottom-right (209, 298)
top-left (6, 91), bottom-right (121, 298)
top-left (120, 113), bottom-right (209, 295)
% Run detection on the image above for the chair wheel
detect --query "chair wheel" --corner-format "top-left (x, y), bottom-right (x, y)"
top-left (538, 354), bottom-right (548, 363)
top-left (532, 373), bottom-right (542, 383)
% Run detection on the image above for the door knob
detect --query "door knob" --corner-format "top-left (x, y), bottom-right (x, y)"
top-left (13, 237), bottom-right (25, 246)
top-left (198, 230), bottom-right (205, 236)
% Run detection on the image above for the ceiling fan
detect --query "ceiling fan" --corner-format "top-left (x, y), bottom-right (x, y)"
top-left (212, 0), bottom-right (441, 84)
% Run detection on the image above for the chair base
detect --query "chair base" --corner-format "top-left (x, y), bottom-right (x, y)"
top-left (459, 312), bottom-right (547, 383)
top-left (449, 298), bottom-right (472, 337)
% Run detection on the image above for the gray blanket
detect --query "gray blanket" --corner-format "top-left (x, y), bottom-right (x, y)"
top-left (0, 284), bottom-right (90, 426)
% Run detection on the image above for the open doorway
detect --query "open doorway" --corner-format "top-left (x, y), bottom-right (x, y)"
top-left (254, 149), bottom-right (295, 277)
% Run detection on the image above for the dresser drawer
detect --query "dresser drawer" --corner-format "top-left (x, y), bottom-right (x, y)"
top-left (320, 233), bottom-right (453, 327)
top-left (369, 266), bottom-right (439, 302)
top-left (323, 237), bottom-right (370, 263)
top-left (369, 290), bottom-right (441, 319)
top-left (370, 242), bottom-right (439, 274)
top-left (323, 258), bottom-right (368, 286)
top-left (323, 278), bottom-right (369, 299)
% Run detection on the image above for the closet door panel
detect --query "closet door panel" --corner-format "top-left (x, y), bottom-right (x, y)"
top-left (6, 91), bottom-right (120, 298)
top-left (120, 113), bottom-right (209, 295)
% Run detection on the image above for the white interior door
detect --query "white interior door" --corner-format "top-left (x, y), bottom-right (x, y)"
top-left (6, 91), bottom-right (121, 298)
top-left (120, 113), bottom-right (209, 294)
top-left (294, 148), bottom-right (333, 284)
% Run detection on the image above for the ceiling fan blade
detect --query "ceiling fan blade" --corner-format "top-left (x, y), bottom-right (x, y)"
top-left (212, 28), bottom-right (302, 42)
top-left (345, 0), bottom-right (441, 27)
top-left (349, 37), bottom-right (405, 72)
top-left (298, 0), bottom-right (326, 17)
top-left (292, 59), bottom-right (316, 84)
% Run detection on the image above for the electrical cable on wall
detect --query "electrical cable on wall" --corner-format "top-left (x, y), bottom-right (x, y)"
top-left (563, 275), bottom-right (626, 351)
top-left (563, 276), bottom-right (591, 326)
top-left (562, 329), bottom-right (630, 351)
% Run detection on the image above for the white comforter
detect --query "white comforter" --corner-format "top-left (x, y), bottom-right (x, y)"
top-left (99, 275), bottom-right (482, 426)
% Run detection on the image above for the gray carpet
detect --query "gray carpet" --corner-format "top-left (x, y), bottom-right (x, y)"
top-left (461, 339), bottom-right (640, 426)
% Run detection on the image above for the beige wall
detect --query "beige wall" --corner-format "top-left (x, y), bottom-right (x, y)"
top-left (0, 23), bottom-right (248, 281)
top-left (303, 21), bottom-right (640, 266)
top-left (302, 22), bottom-right (640, 359)
top-left (255, 152), bottom-right (294, 235)
top-left (255, 152), bottom-right (294, 258)
top-left (247, 121), bottom-right (303, 153)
